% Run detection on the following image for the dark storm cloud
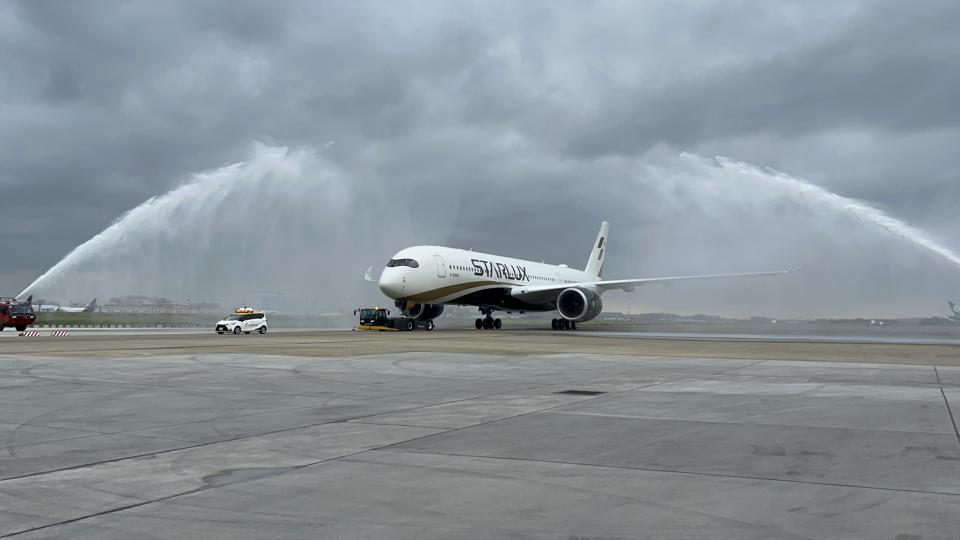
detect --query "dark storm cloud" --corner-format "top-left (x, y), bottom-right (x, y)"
top-left (1, 0), bottom-right (959, 316)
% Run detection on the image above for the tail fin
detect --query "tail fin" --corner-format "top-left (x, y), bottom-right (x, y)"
top-left (84, 298), bottom-right (97, 312)
top-left (25, 295), bottom-right (32, 304)
top-left (585, 221), bottom-right (609, 278)
top-left (950, 301), bottom-right (959, 314)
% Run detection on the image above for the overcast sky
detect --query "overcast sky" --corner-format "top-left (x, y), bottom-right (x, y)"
top-left (2, 1), bottom-right (959, 317)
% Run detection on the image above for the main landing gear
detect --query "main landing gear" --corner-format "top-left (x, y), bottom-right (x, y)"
top-left (475, 308), bottom-right (502, 330)
top-left (551, 318), bottom-right (577, 331)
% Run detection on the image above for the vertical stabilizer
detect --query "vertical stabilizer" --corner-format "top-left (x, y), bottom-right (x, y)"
top-left (585, 221), bottom-right (609, 278)
top-left (950, 301), bottom-right (959, 315)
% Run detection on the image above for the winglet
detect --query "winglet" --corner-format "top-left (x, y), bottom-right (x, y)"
top-left (363, 265), bottom-right (377, 282)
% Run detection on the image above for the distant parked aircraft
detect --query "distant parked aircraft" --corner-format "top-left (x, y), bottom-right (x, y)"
top-left (949, 301), bottom-right (960, 322)
top-left (31, 297), bottom-right (97, 313)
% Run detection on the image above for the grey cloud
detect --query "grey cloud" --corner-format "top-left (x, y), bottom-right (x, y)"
top-left (566, 1), bottom-right (960, 157)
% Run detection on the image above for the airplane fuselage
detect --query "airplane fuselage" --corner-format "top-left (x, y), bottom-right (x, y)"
top-left (375, 222), bottom-right (796, 329)
top-left (378, 245), bottom-right (594, 312)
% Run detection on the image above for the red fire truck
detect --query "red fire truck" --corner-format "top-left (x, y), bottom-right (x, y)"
top-left (0, 297), bottom-right (36, 332)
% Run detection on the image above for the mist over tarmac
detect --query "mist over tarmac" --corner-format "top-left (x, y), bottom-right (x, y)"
top-left (4, 2), bottom-right (960, 318)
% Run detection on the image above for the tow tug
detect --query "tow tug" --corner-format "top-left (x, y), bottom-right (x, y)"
top-left (354, 307), bottom-right (434, 331)
top-left (0, 297), bottom-right (36, 332)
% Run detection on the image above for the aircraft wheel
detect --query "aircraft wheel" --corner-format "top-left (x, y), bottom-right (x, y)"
top-left (233, 326), bottom-right (241, 335)
top-left (494, 318), bottom-right (502, 329)
top-left (551, 318), bottom-right (558, 330)
top-left (561, 319), bottom-right (570, 330)
top-left (258, 326), bottom-right (267, 334)
top-left (482, 318), bottom-right (493, 329)
top-left (475, 318), bottom-right (483, 330)
top-left (425, 320), bottom-right (435, 331)
top-left (570, 321), bottom-right (577, 330)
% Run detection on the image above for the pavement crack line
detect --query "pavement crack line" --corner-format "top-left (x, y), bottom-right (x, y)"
top-left (1, 378), bottom-right (682, 537)
top-left (375, 448), bottom-right (960, 498)
top-left (373, 377), bottom-right (683, 453)
top-left (934, 365), bottom-right (960, 446)
top-left (0, 380), bottom-right (546, 484)
top-left (543, 410), bottom-right (960, 437)
top-left (0, 443), bottom-right (392, 539)
top-left (712, 358), bottom-right (767, 376)
top-left (2, 381), bottom-right (552, 537)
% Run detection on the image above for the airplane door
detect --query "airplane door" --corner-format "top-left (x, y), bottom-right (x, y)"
top-left (434, 255), bottom-right (446, 278)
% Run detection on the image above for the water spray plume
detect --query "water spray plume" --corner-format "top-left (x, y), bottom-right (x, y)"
top-left (17, 143), bottom-right (405, 309)
top-left (18, 146), bottom-right (958, 316)
top-left (684, 153), bottom-right (960, 270)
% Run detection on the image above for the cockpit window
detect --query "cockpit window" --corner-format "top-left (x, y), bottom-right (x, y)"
top-left (386, 258), bottom-right (419, 268)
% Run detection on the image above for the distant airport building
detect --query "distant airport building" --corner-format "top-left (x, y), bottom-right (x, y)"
top-left (102, 295), bottom-right (220, 314)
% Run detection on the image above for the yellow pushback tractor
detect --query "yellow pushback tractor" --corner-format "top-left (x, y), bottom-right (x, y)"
top-left (354, 307), bottom-right (434, 331)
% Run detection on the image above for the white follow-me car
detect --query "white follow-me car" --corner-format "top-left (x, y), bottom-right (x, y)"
top-left (215, 308), bottom-right (268, 335)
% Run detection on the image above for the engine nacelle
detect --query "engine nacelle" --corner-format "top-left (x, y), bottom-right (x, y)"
top-left (556, 287), bottom-right (603, 322)
top-left (403, 303), bottom-right (445, 320)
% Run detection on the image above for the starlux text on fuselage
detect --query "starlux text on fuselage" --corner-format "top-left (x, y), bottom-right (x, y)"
top-left (470, 258), bottom-right (530, 281)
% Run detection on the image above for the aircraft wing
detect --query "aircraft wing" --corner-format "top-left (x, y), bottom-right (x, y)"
top-left (508, 265), bottom-right (804, 304)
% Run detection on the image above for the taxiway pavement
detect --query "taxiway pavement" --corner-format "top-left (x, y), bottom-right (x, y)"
top-left (0, 331), bottom-right (958, 538)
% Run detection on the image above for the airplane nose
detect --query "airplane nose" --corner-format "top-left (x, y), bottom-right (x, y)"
top-left (378, 270), bottom-right (403, 298)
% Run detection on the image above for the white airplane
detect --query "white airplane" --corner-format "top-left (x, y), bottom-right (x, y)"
top-left (31, 297), bottom-right (98, 313)
top-left (373, 221), bottom-right (802, 330)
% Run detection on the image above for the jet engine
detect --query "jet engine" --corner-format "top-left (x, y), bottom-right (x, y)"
top-left (556, 287), bottom-right (603, 322)
top-left (403, 303), bottom-right (445, 320)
